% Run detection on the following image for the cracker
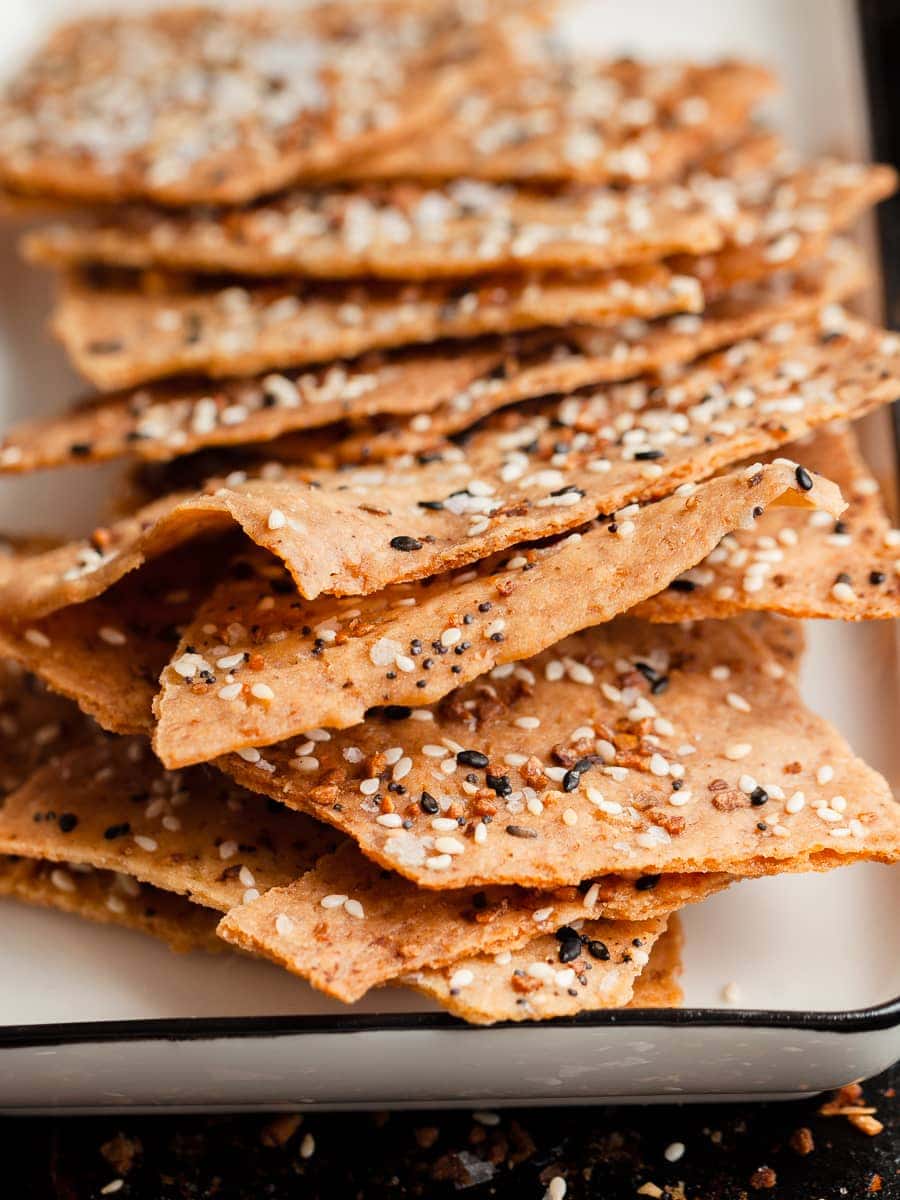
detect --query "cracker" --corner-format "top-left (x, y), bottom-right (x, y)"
top-left (739, 614), bottom-right (805, 679)
top-left (153, 459), bottom-right (842, 766)
top-left (0, 539), bottom-right (233, 734)
top-left (0, 659), bottom-right (94, 796)
top-left (220, 617), bottom-right (900, 889)
top-left (311, 243), bottom-right (869, 466)
top-left (635, 425), bottom-right (900, 622)
top-left (22, 179), bottom-right (723, 280)
top-left (0, 3), bottom-right (502, 206)
top-left (403, 916), bottom-right (669, 1024)
top-left (627, 917), bottom-right (684, 1008)
top-left (0, 856), bottom-right (220, 953)
top-left (0, 737), bottom-right (340, 912)
top-left (216, 838), bottom-right (724, 1002)
top-left (340, 54), bottom-right (775, 185)
top-left (6, 310), bottom-right (898, 621)
top-left (52, 264), bottom-right (705, 392)
top-left (0, 244), bottom-right (867, 475)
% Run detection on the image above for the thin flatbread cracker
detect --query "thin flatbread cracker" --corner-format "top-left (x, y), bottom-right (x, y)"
top-left (52, 264), bottom-right (704, 391)
top-left (739, 613), bottom-right (805, 679)
top-left (403, 916), bottom-right (669, 1024)
top-left (6, 310), bottom-right (900, 620)
top-left (635, 425), bottom-right (900, 621)
top-left (0, 539), bottom-right (236, 734)
top-left (627, 917), bottom-right (683, 1008)
top-left (24, 159), bottom-right (891, 287)
top-left (220, 617), bottom-right (900, 889)
top-left (0, 660), bottom-right (94, 796)
top-left (0, 3), bottom-right (503, 206)
top-left (22, 178), bottom-right (723, 280)
top-left (153, 459), bottom-right (842, 765)
top-left (216, 838), bottom-right (724, 1002)
top-left (0, 245), bottom-right (867, 475)
top-left (302, 244), bottom-right (870, 466)
top-left (0, 738), bottom-right (340, 911)
top-left (341, 54), bottom-right (775, 185)
top-left (0, 856), bottom-right (220, 953)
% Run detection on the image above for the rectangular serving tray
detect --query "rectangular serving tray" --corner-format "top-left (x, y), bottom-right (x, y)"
top-left (0, 0), bottom-right (895, 1111)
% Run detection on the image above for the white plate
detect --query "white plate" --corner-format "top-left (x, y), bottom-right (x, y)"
top-left (0, 0), bottom-right (896, 1112)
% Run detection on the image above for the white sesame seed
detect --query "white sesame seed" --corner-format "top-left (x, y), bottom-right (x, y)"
top-left (515, 716), bottom-right (541, 730)
top-left (545, 1175), bottom-right (567, 1200)
top-left (722, 981), bottom-right (740, 1005)
top-left (24, 629), bottom-right (50, 648)
top-left (831, 581), bottom-right (856, 604)
top-left (100, 1182), bottom-right (125, 1196)
top-left (450, 968), bottom-right (474, 990)
top-left (426, 854), bottom-right (453, 871)
top-left (275, 913), bottom-right (294, 936)
top-left (532, 906), bottom-right (554, 923)
top-left (250, 682), bottom-right (275, 701)
top-left (321, 894), bottom-right (348, 909)
top-left (218, 839), bottom-right (237, 860)
top-left (474, 822), bottom-right (488, 844)
top-left (359, 777), bottom-right (380, 795)
top-left (434, 836), bottom-right (465, 855)
top-left (376, 813), bottom-right (403, 828)
top-left (726, 692), bottom-right (751, 713)
top-left (816, 764), bottom-right (834, 785)
top-left (267, 509), bottom-right (287, 531)
top-left (725, 743), bottom-right (752, 761)
top-left (344, 898), bottom-right (365, 920)
top-left (664, 1142), bottom-right (685, 1163)
top-left (99, 626), bottom-right (127, 646)
top-left (218, 682), bottom-right (242, 700)
top-left (299, 1133), bottom-right (315, 1159)
top-left (236, 746), bottom-right (261, 763)
top-left (440, 627), bottom-right (461, 647)
top-left (50, 868), bottom-right (75, 893)
top-left (292, 756), bottom-right (320, 772)
top-left (562, 808), bottom-right (578, 826)
top-left (134, 835), bottom-right (158, 853)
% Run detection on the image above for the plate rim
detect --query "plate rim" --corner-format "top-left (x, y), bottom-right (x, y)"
top-left (1, 994), bottom-right (898, 1048)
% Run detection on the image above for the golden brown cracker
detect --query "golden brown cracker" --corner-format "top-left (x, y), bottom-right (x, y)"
top-left (0, 2), bottom-right (502, 206)
top-left (23, 177), bottom-right (723, 280)
top-left (220, 617), bottom-right (900, 889)
top-left (51, 264), bottom-right (704, 391)
top-left (342, 54), bottom-right (775, 185)
top-left (0, 855), bottom-right (220, 953)
top-left (0, 738), bottom-right (340, 911)
top-left (635, 425), bottom-right (900, 622)
top-left (216, 839), bottom-right (724, 1002)
top-left (4, 310), bottom-right (897, 620)
top-left (153, 459), bottom-right (842, 766)
top-left (0, 244), bottom-right (867, 475)
top-left (403, 916), bottom-right (669, 1024)
top-left (627, 916), bottom-right (684, 1008)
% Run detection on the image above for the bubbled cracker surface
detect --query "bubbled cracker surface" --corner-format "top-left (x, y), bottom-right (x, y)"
top-left (52, 264), bottom-right (704, 391)
top-left (219, 617), bottom-right (900, 889)
top-left (153, 460), bottom-right (841, 764)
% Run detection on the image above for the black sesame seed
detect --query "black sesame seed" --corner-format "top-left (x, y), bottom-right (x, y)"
top-left (587, 939), bottom-right (610, 961)
top-left (417, 500), bottom-right (444, 511)
top-left (457, 750), bottom-right (489, 769)
top-left (505, 824), bottom-right (538, 839)
top-left (58, 813), bottom-right (78, 833)
top-left (486, 773), bottom-right (512, 796)
top-left (634, 449), bottom-right (664, 461)
top-left (103, 822), bottom-right (131, 840)
top-left (669, 579), bottom-right (696, 593)
top-left (834, 520), bottom-right (848, 534)
top-left (750, 786), bottom-right (769, 806)
top-left (752, 505), bottom-right (764, 519)
top-left (478, 601), bottom-right (493, 612)
top-left (419, 792), bottom-right (439, 815)
top-left (557, 936), bottom-right (583, 964)
top-left (69, 442), bottom-right (92, 458)
top-left (870, 571), bottom-right (886, 585)
top-left (795, 465), bottom-right (814, 491)
top-left (390, 536), bottom-right (423, 552)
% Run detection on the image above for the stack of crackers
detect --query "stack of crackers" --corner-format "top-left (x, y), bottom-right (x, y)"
top-left (0, 2), bottom-right (896, 1024)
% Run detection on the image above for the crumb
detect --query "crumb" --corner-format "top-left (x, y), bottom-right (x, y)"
top-left (749, 1165), bottom-right (777, 1190)
top-left (259, 1113), bottom-right (302, 1148)
top-left (788, 1126), bottom-right (814, 1155)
